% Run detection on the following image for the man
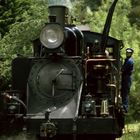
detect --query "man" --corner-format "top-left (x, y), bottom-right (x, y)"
top-left (121, 48), bottom-right (134, 113)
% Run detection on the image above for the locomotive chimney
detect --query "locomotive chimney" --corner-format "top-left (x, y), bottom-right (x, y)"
top-left (49, 6), bottom-right (68, 26)
top-left (48, 0), bottom-right (71, 26)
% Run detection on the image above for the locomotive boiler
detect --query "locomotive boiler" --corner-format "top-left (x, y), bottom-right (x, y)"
top-left (0, 0), bottom-right (125, 140)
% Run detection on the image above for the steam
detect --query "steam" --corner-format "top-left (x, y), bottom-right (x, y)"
top-left (48, 0), bottom-right (72, 8)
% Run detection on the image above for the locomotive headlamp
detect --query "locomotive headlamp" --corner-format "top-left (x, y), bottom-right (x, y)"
top-left (40, 24), bottom-right (64, 49)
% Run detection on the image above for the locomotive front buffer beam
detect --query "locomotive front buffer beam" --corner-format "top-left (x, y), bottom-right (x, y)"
top-left (24, 116), bottom-right (121, 139)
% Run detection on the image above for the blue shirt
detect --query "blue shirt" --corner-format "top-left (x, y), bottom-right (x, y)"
top-left (122, 57), bottom-right (134, 77)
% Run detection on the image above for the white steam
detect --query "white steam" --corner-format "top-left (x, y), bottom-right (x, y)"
top-left (48, 0), bottom-right (72, 8)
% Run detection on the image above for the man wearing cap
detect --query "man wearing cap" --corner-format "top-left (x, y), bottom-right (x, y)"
top-left (121, 48), bottom-right (134, 113)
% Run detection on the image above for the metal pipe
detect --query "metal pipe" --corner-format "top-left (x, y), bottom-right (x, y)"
top-left (100, 0), bottom-right (118, 54)
top-left (2, 92), bottom-right (27, 116)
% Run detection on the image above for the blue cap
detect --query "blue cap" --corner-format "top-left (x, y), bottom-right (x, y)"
top-left (126, 48), bottom-right (134, 53)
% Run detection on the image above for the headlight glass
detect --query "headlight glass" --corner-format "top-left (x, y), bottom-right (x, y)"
top-left (40, 24), bottom-right (64, 49)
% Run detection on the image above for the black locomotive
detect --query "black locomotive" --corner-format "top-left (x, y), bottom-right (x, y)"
top-left (0, 0), bottom-right (125, 140)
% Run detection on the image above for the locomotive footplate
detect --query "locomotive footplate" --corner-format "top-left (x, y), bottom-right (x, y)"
top-left (24, 116), bottom-right (121, 137)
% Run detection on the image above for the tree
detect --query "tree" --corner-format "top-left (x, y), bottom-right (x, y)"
top-left (128, 0), bottom-right (140, 28)
top-left (0, 0), bottom-right (30, 37)
top-left (129, 6), bottom-right (140, 28)
top-left (0, 0), bottom-right (49, 81)
top-left (84, 0), bottom-right (102, 10)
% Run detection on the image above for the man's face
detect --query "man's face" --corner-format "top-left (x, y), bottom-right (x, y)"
top-left (126, 52), bottom-right (132, 57)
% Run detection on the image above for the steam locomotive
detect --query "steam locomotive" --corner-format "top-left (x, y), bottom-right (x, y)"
top-left (0, 0), bottom-right (125, 140)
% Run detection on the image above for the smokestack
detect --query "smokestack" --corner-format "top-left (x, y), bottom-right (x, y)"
top-left (49, 6), bottom-right (68, 26)
top-left (48, 0), bottom-right (71, 26)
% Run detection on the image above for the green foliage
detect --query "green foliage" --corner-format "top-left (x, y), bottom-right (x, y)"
top-left (84, 0), bottom-right (102, 10)
top-left (117, 122), bottom-right (140, 140)
top-left (71, 0), bottom-right (101, 24)
top-left (129, 56), bottom-right (140, 121)
top-left (0, 0), bottom-right (30, 37)
top-left (128, 0), bottom-right (140, 28)
top-left (71, 0), bottom-right (90, 24)
top-left (0, 0), bottom-right (49, 82)
top-left (129, 6), bottom-right (140, 28)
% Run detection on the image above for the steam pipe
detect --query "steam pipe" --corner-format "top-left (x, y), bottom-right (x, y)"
top-left (100, 0), bottom-right (118, 54)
